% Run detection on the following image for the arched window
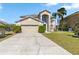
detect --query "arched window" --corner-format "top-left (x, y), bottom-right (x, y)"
top-left (42, 15), bottom-right (49, 23)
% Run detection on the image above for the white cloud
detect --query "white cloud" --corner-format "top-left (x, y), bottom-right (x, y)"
top-left (44, 3), bottom-right (58, 6)
top-left (0, 4), bottom-right (3, 13)
top-left (0, 18), bottom-right (6, 21)
top-left (62, 3), bottom-right (79, 10)
top-left (0, 4), bottom-right (2, 9)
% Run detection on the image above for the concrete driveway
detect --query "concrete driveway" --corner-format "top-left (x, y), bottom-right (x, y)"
top-left (0, 32), bottom-right (71, 55)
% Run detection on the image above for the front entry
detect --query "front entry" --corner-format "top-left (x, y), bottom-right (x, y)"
top-left (42, 14), bottom-right (49, 32)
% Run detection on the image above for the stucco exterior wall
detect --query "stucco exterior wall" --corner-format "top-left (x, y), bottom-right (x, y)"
top-left (39, 11), bottom-right (52, 32)
top-left (16, 18), bottom-right (40, 26)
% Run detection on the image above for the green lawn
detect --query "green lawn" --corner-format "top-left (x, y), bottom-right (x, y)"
top-left (43, 31), bottom-right (79, 55)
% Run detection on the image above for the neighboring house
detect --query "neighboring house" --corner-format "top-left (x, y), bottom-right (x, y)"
top-left (0, 20), bottom-right (7, 36)
top-left (0, 20), bottom-right (10, 31)
top-left (0, 20), bottom-right (7, 25)
top-left (63, 11), bottom-right (79, 30)
top-left (16, 10), bottom-right (56, 33)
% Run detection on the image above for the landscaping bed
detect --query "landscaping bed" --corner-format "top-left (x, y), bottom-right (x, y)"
top-left (43, 31), bottom-right (79, 55)
top-left (0, 31), bottom-right (15, 42)
top-left (0, 24), bottom-right (22, 42)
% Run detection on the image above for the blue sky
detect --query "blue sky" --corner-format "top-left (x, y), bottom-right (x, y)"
top-left (0, 3), bottom-right (79, 24)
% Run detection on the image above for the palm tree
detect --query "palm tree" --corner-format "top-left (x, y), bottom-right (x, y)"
top-left (52, 8), bottom-right (67, 31)
top-left (57, 7), bottom-right (67, 20)
top-left (52, 8), bottom-right (67, 19)
top-left (52, 13), bottom-right (57, 19)
top-left (57, 8), bottom-right (67, 31)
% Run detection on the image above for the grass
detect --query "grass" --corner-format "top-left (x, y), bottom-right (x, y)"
top-left (43, 31), bottom-right (79, 55)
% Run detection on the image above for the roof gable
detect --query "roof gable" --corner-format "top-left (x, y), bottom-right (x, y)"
top-left (38, 10), bottom-right (51, 17)
top-left (16, 17), bottom-right (42, 23)
top-left (39, 10), bottom-right (51, 14)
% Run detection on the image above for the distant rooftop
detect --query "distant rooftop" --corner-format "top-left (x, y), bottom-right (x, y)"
top-left (20, 10), bottom-right (51, 18)
top-left (20, 14), bottom-right (38, 18)
top-left (0, 20), bottom-right (7, 24)
top-left (64, 11), bottom-right (79, 19)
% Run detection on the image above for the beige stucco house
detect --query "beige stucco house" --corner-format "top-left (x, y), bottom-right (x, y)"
top-left (16, 10), bottom-right (56, 33)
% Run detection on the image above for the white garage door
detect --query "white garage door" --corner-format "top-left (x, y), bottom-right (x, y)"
top-left (21, 26), bottom-right (38, 33)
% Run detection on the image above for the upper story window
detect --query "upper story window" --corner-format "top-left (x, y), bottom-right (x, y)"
top-left (42, 15), bottom-right (49, 23)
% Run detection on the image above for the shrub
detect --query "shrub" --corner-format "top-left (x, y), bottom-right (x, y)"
top-left (0, 24), bottom-right (6, 28)
top-left (0, 24), bottom-right (10, 38)
top-left (38, 24), bottom-right (46, 33)
top-left (0, 24), bottom-right (12, 31)
top-left (4, 24), bottom-right (11, 31)
top-left (12, 25), bottom-right (22, 33)
top-left (73, 21), bottom-right (79, 36)
top-left (74, 29), bottom-right (79, 36)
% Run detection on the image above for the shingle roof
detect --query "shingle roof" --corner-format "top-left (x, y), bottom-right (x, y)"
top-left (64, 11), bottom-right (79, 19)
top-left (16, 17), bottom-right (42, 23)
top-left (20, 15), bottom-right (38, 18)
top-left (39, 10), bottom-right (51, 14)
top-left (0, 20), bottom-right (7, 24)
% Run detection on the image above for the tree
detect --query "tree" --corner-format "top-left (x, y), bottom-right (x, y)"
top-left (52, 8), bottom-right (67, 31)
top-left (52, 8), bottom-right (67, 21)
top-left (52, 13), bottom-right (57, 19)
top-left (57, 8), bottom-right (67, 31)
top-left (57, 7), bottom-right (67, 20)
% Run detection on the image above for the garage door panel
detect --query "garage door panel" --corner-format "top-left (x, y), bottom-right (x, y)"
top-left (22, 26), bottom-right (38, 33)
